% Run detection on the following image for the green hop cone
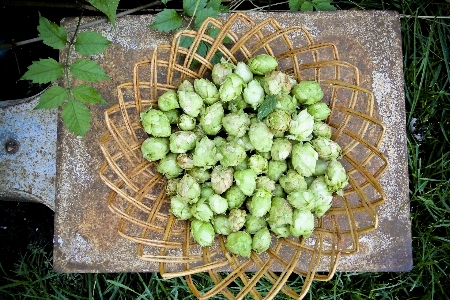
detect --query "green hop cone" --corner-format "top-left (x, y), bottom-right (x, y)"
top-left (141, 137), bottom-right (169, 162)
top-left (249, 121), bottom-right (274, 153)
top-left (170, 195), bottom-right (192, 220)
top-left (252, 227), bottom-right (271, 254)
top-left (290, 209), bottom-right (315, 238)
top-left (157, 153), bottom-right (183, 179)
top-left (287, 189), bottom-right (315, 211)
top-left (243, 79), bottom-right (265, 110)
top-left (324, 159), bottom-right (349, 194)
top-left (222, 111), bottom-right (251, 137)
top-left (265, 109), bottom-right (291, 134)
top-left (194, 78), bottom-right (219, 105)
top-left (279, 170), bottom-right (307, 194)
top-left (177, 174), bottom-right (201, 203)
top-left (247, 54), bottom-right (278, 75)
top-left (228, 208), bottom-right (247, 232)
top-left (307, 102), bottom-right (331, 121)
top-left (248, 154), bottom-right (268, 175)
top-left (291, 80), bottom-right (324, 105)
top-left (169, 131), bottom-right (197, 153)
top-left (178, 114), bottom-right (196, 131)
top-left (291, 142), bottom-right (318, 177)
top-left (178, 90), bottom-right (204, 118)
top-left (270, 138), bottom-right (292, 161)
top-left (234, 168), bottom-right (257, 196)
top-left (309, 176), bottom-right (333, 218)
top-left (157, 90), bottom-right (179, 111)
top-left (224, 185), bottom-right (247, 209)
top-left (199, 102), bottom-right (224, 135)
top-left (225, 231), bottom-right (252, 258)
top-left (219, 73), bottom-right (246, 102)
top-left (163, 109), bottom-right (181, 124)
top-left (246, 188), bottom-right (272, 218)
top-left (267, 197), bottom-right (293, 229)
top-left (212, 58), bottom-right (235, 86)
top-left (267, 160), bottom-right (288, 182)
top-left (191, 197), bottom-right (214, 222)
top-left (310, 137), bottom-right (342, 160)
top-left (263, 70), bottom-right (292, 95)
top-left (255, 176), bottom-right (276, 192)
top-left (192, 136), bottom-right (218, 168)
top-left (178, 80), bottom-right (195, 92)
top-left (140, 108), bottom-right (171, 137)
top-left (245, 214), bottom-right (268, 234)
top-left (211, 165), bottom-right (234, 194)
top-left (312, 121), bottom-right (332, 139)
top-left (208, 194), bottom-right (228, 215)
top-left (288, 109), bottom-right (315, 141)
top-left (176, 153), bottom-right (194, 170)
top-left (212, 215), bottom-right (232, 235)
top-left (217, 141), bottom-right (246, 167)
top-left (191, 219), bottom-right (215, 247)
top-left (235, 61), bottom-right (253, 83)
top-left (188, 167), bottom-right (211, 183)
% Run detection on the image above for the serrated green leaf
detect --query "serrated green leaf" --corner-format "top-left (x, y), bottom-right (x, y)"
top-left (183, 0), bottom-right (208, 16)
top-left (161, 0), bottom-right (168, 4)
top-left (21, 58), bottom-right (64, 84)
top-left (72, 84), bottom-right (107, 104)
top-left (62, 99), bottom-right (92, 136)
top-left (149, 9), bottom-right (182, 33)
top-left (301, 1), bottom-right (314, 11)
top-left (194, 7), bottom-right (220, 28)
top-left (257, 95), bottom-right (278, 120)
top-left (69, 59), bottom-right (110, 82)
top-left (34, 86), bottom-right (68, 109)
top-left (211, 50), bottom-right (224, 65)
top-left (74, 31), bottom-right (111, 56)
top-left (289, 0), bottom-right (305, 11)
top-left (207, 28), bottom-right (231, 43)
top-left (38, 14), bottom-right (67, 50)
top-left (314, 2), bottom-right (337, 11)
top-left (179, 36), bottom-right (194, 48)
top-left (87, 0), bottom-right (119, 28)
top-left (206, 0), bottom-right (228, 12)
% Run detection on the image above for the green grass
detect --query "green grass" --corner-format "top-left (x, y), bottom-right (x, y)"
top-left (1, 0), bottom-right (449, 299)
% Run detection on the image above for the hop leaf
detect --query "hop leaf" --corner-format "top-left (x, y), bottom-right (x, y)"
top-left (194, 7), bottom-right (220, 28)
top-left (149, 9), bottom-right (182, 32)
top-left (257, 94), bottom-right (278, 120)
top-left (72, 84), bottom-right (107, 104)
top-left (61, 99), bottom-right (92, 137)
top-left (86, 0), bottom-right (119, 28)
top-left (21, 58), bottom-right (64, 84)
top-left (74, 31), bottom-right (111, 56)
top-left (34, 86), bottom-right (68, 109)
top-left (37, 14), bottom-right (67, 50)
top-left (69, 59), bottom-right (110, 82)
top-left (183, 0), bottom-right (207, 16)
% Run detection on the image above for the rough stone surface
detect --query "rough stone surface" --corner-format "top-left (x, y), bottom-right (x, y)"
top-left (0, 94), bottom-right (57, 210)
top-left (53, 11), bottom-right (412, 273)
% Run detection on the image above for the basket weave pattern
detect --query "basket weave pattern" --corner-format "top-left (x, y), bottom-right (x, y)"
top-left (99, 13), bottom-right (388, 299)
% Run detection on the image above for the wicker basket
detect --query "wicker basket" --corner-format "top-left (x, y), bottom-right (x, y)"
top-left (99, 13), bottom-right (389, 299)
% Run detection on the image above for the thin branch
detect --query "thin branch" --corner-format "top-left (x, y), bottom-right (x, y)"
top-left (2, 1), bottom-right (165, 49)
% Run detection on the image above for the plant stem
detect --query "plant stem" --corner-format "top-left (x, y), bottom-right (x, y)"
top-left (64, 9), bottom-right (84, 94)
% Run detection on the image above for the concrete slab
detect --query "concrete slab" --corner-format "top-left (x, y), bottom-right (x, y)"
top-left (53, 11), bottom-right (412, 273)
top-left (0, 94), bottom-right (57, 210)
